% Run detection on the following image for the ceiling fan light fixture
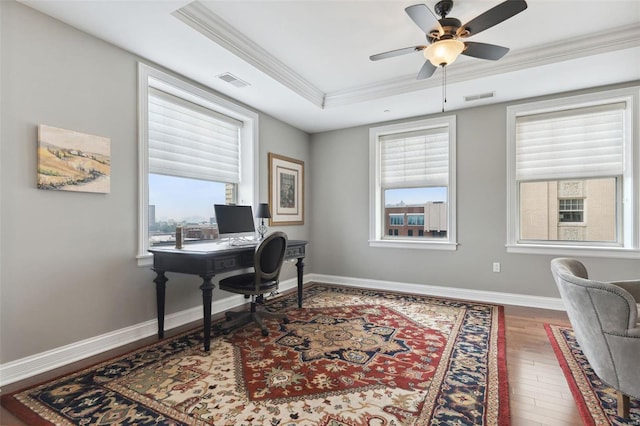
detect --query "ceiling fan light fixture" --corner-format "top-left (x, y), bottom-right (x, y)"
top-left (423, 39), bottom-right (465, 67)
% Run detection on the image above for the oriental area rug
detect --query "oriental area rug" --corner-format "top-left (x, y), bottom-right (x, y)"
top-left (545, 324), bottom-right (639, 425)
top-left (2, 284), bottom-right (509, 425)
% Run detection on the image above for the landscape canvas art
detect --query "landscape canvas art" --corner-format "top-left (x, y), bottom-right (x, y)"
top-left (37, 125), bottom-right (111, 193)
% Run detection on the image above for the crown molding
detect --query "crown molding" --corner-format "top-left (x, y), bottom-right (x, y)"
top-left (173, 1), bottom-right (326, 108)
top-left (173, 2), bottom-right (640, 111)
top-left (324, 23), bottom-right (640, 107)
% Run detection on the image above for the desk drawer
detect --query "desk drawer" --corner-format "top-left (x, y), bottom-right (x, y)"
top-left (286, 245), bottom-right (305, 259)
top-left (214, 253), bottom-right (253, 272)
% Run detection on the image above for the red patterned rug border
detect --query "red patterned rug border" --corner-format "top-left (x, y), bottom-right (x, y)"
top-left (1, 393), bottom-right (55, 426)
top-left (497, 306), bottom-right (510, 426)
top-left (544, 323), bottom-right (597, 426)
top-left (546, 323), bottom-right (640, 425)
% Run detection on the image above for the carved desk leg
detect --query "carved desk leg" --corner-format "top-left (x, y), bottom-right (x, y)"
top-left (296, 257), bottom-right (305, 308)
top-left (200, 274), bottom-right (215, 352)
top-left (153, 269), bottom-right (168, 339)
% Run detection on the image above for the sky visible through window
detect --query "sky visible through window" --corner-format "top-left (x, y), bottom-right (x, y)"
top-left (385, 187), bottom-right (447, 206)
top-left (149, 174), bottom-right (227, 223)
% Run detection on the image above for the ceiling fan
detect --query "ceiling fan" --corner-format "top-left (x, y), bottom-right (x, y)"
top-left (370, 0), bottom-right (528, 80)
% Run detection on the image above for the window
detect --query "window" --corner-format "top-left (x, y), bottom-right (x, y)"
top-left (369, 116), bottom-right (457, 250)
top-left (507, 87), bottom-right (639, 257)
top-left (558, 198), bottom-right (584, 223)
top-left (137, 64), bottom-right (259, 264)
top-left (407, 214), bottom-right (425, 226)
top-left (389, 214), bottom-right (404, 226)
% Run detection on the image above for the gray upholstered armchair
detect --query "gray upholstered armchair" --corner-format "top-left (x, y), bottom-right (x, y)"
top-left (550, 258), bottom-right (640, 418)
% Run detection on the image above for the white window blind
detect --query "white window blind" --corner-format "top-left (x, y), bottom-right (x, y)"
top-left (148, 87), bottom-right (243, 183)
top-left (515, 102), bottom-right (625, 181)
top-left (380, 127), bottom-right (449, 188)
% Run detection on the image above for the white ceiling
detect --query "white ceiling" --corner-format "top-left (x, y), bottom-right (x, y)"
top-left (19, 0), bottom-right (640, 133)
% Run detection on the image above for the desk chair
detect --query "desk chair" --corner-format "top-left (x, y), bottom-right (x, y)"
top-left (219, 231), bottom-right (288, 336)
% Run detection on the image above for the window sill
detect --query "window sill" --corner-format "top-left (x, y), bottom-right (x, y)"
top-left (506, 243), bottom-right (640, 259)
top-left (137, 253), bottom-right (153, 267)
top-left (369, 239), bottom-right (458, 251)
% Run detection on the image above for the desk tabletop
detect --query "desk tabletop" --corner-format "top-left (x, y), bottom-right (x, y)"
top-left (148, 239), bottom-right (307, 256)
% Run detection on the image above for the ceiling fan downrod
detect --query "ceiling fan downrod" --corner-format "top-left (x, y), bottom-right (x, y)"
top-left (434, 0), bottom-right (453, 19)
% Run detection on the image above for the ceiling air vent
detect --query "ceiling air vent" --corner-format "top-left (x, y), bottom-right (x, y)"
top-left (464, 91), bottom-right (495, 102)
top-left (217, 73), bottom-right (250, 88)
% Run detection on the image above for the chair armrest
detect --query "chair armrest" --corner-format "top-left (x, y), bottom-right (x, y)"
top-left (610, 280), bottom-right (640, 302)
top-left (627, 327), bottom-right (640, 337)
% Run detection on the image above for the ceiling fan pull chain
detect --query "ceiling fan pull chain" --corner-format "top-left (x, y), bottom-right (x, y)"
top-left (441, 65), bottom-right (447, 112)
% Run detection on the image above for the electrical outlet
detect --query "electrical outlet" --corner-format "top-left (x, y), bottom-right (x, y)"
top-left (493, 262), bottom-right (501, 273)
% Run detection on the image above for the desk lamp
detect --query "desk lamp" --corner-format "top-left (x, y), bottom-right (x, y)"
top-left (256, 203), bottom-right (271, 240)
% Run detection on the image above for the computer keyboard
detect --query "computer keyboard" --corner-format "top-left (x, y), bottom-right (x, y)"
top-left (230, 239), bottom-right (258, 247)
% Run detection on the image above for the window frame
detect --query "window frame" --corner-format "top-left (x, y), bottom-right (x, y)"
top-left (369, 116), bottom-right (457, 250)
top-left (506, 87), bottom-right (639, 258)
top-left (137, 64), bottom-right (259, 265)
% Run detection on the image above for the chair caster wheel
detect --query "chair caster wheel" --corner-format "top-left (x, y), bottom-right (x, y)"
top-left (221, 328), bottom-right (231, 335)
top-left (261, 329), bottom-right (269, 337)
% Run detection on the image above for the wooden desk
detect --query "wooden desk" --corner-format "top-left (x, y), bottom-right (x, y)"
top-left (148, 240), bottom-right (307, 351)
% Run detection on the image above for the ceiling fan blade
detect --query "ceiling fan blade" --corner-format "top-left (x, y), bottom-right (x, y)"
top-left (462, 41), bottom-right (509, 60)
top-left (405, 4), bottom-right (441, 34)
top-left (458, 0), bottom-right (527, 37)
top-left (369, 46), bottom-right (426, 61)
top-left (417, 61), bottom-right (437, 80)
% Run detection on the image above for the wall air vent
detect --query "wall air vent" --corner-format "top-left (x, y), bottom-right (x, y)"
top-left (217, 73), bottom-right (250, 88)
top-left (464, 91), bottom-right (495, 102)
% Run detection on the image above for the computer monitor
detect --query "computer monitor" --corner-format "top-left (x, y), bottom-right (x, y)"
top-left (214, 204), bottom-right (255, 237)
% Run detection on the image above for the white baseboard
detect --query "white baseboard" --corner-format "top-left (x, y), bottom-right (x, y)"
top-left (0, 274), bottom-right (562, 387)
top-left (306, 273), bottom-right (565, 311)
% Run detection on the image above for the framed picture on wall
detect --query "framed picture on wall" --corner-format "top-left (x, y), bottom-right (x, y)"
top-left (268, 152), bottom-right (304, 225)
top-left (37, 124), bottom-right (111, 193)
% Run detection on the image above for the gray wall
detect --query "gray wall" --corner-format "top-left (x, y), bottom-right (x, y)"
top-left (0, 1), bottom-right (310, 363)
top-left (309, 85), bottom-right (640, 298)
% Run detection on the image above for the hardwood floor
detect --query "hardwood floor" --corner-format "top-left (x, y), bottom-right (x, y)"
top-left (0, 304), bottom-right (580, 425)
top-left (504, 305), bottom-right (581, 426)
